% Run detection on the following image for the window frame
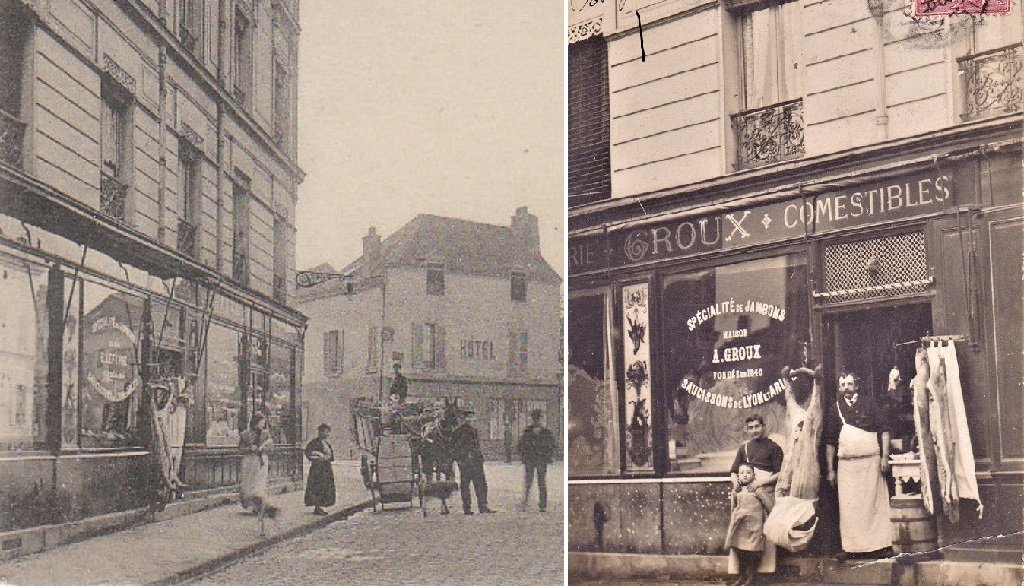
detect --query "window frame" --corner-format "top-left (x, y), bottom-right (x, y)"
top-left (511, 271), bottom-right (527, 302)
top-left (323, 329), bottom-right (342, 375)
top-left (737, 0), bottom-right (803, 111)
top-left (233, 6), bottom-right (254, 106)
top-left (426, 266), bottom-right (445, 296)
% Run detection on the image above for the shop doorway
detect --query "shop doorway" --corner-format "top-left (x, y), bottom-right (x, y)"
top-left (824, 302), bottom-right (932, 402)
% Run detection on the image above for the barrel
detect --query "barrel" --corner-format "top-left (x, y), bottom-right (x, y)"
top-left (890, 498), bottom-right (938, 554)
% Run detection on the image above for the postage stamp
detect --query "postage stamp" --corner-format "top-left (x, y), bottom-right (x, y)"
top-left (913, 0), bottom-right (1012, 17)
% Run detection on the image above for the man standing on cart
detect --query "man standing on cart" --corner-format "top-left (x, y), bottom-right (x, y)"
top-left (452, 409), bottom-right (496, 515)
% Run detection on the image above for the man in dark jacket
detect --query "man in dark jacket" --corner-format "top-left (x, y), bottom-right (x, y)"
top-left (452, 410), bottom-right (494, 515)
top-left (518, 409), bottom-right (556, 512)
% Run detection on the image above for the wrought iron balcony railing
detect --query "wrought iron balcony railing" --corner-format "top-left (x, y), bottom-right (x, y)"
top-left (232, 250), bottom-right (249, 285)
top-left (0, 108), bottom-right (26, 168)
top-left (100, 173), bottom-right (128, 222)
top-left (273, 274), bottom-right (287, 303)
top-left (732, 98), bottom-right (804, 169)
top-left (960, 45), bottom-right (1022, 121)
top-left (177, 218), bottom-right (198, 258)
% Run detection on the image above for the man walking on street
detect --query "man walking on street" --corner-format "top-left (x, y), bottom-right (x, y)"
top-left (452, 410), bottom-right (495, 515)
top-left (519, 409), bottom-right (556, 512)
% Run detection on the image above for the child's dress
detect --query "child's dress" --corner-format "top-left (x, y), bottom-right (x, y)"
top-left (726, 487), bottom-right (770, 551)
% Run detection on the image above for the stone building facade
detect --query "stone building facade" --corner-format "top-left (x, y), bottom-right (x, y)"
top-left (298, 209), bottom-right (563, 460)
top-left (568, 0), bottom-right (1021, 578)
top-left (0, 0), bottom-right (305, 538)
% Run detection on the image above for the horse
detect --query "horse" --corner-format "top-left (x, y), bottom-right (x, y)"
top-left (413, 400), bottom-right (459, 515)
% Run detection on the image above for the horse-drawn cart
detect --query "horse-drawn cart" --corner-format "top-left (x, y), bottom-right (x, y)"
top-left (352, 398), bottom-right (458, 516)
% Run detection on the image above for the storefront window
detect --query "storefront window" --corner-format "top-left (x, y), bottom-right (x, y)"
top-left (267, 342), bottom-right (294, 444)
top-left (568, 291), bottom-right (620, 477)
top-left (62, 280), bottom-right (80, 449)
top-left (80, 281), bottom-right (145, 448)
top-left (660, 254), bottom-right (808, 474)
top-left (0, 255), bottom-right (49, 451)
top-left (205, 321), bottom-right (242, 447)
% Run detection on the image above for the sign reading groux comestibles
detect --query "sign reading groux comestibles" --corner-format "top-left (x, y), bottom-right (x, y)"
top-left (679, 299), bottom-right (788, 409)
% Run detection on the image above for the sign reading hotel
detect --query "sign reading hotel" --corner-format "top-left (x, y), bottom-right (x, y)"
top-left (679, 299), bottom-right (788, 410)
top-left (569, 171), bottom-right (953, 275)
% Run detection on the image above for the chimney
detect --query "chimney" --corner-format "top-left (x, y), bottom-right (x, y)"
top-left (362, 226), bottom-right (381, 278)
top-left (510, 206), bottom-right (540, 255)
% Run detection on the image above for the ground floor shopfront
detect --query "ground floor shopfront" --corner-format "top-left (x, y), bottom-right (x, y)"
top-left (567, 129), bottom-right (1022, 563)
top-left (0, 214), bottom-right (305, 534)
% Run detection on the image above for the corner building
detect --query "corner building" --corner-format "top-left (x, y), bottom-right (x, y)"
top-left (0, 0), bottom-right (305, 535)
top-left (567, 0), bottom-right (1021, 576)
top-left (297, 210), bottom-right (563, 460)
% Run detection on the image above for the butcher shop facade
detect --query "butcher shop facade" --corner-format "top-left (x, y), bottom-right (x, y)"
top-left (567, 132), bottom-right (1022, 563)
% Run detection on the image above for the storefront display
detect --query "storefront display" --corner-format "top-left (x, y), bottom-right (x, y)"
top-left (79, 281), bottom-right (145, 448)
top-left (267, 341), bottom-right (294, 444)
top-left (205, 321), bottom-right (242, 447)
top-left (568, 291), bottom-right (619, 476)
top-left (0, 254), bottom-right (48, 451)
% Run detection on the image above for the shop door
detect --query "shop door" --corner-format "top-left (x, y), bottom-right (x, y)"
top-left (824, 303), bottom-right (932, 404)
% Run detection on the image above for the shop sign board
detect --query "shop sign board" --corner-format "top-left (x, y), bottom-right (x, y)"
top-left (83, 303), bottom-right (141, 403)
top-left (569, 171), bottom-right (953, 275)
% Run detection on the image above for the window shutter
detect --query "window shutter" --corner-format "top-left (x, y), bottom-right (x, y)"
top-left (338, 329), bottom-right (345, 374)
top-left (508, 329), bottom-right (518, 373)
top-left (322, 331), bottom-right (331, 374)
top-left (520, 331), bottom-right (528, 371)
top-left (367, 325), bottom-right (378, 371)
top-left (412, 323), bottom-right (423, 367)
top-left (435, 325), bottom-right (446, 370)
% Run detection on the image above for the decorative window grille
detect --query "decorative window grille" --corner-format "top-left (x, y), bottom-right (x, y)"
top-left (818, 232), bottom-right (931, 303)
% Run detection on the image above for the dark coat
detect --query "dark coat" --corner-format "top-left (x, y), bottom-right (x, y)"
top-left (304, 437), bottom-right (336, 507)
top-left (389, 374), bottom-right (408, 401)
top-left (452, 422), bottom-right (484, 470)
top-left (518, 425), bottom-right (556, 466)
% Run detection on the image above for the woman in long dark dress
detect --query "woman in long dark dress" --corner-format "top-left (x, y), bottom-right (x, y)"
top-left (304, 423), bottom-right (336, 515)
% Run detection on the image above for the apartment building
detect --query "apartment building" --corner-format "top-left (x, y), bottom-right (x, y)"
top-left (567, 0), bottom-right (1021, 575)
top-left (0, 0), bottom-right (304, 535)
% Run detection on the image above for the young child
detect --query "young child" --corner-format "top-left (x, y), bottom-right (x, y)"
top-left (725, 463), bottom-right (774, 586)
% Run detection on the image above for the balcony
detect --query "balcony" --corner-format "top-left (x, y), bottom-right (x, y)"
top-left (732, 98), bottom-right (804, 169)
top-left (273, 273), bottom-right (287, 303)
top-left (960, 45), bottom-right (1022, 121)
top-left (232, 250), bottom-right (249, 285)
top-left (100, 173), bottom-right (128, 222)
top-left (177, 218), bottom-right (198, 258)
top-left (0, 108), bottom-right (26, 168)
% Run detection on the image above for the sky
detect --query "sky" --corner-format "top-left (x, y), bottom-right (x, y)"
top-left (296, 2), bottom-right (565, 277)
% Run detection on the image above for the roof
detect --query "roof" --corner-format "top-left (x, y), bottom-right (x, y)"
top-left (302, 214), bottom-right (560, 297)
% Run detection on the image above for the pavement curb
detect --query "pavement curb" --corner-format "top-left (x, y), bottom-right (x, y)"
top-left (151, 499), bottom-right (373, 585)
top-left (0, 481), bottom-right (302, 563)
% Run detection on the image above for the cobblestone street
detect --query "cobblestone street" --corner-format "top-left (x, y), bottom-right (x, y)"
top-left (191, 462), bottom-right (564, 586)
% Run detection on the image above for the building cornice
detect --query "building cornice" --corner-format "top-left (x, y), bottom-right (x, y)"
top-left (570, 114), bottom-right (1022, 233)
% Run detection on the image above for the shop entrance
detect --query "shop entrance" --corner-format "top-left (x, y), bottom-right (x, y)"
top-left (824, 302), bottom-right (932, 402)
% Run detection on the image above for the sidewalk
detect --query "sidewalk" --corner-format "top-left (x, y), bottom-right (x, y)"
top-left (0, 462), bottom-right (371, 586)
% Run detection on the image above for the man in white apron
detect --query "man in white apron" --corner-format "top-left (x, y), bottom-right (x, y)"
top-left (729, 415), bottom-right (784, 576)
top-left (825, 372), bottom-right (892, 559)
